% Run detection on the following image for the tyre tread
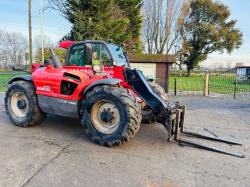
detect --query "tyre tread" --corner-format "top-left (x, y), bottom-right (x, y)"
top-left (81, 85), bottom-right (141, 146)
top-left (5, 80), bottom-right (45, 127)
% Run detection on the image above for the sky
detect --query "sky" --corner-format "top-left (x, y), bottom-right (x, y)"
top-left (0, 0), bottom-right (249, 66)
top-left (204, 0), bottom-right (250, 67)
top-left (0, 0), bottom-right (70, 43)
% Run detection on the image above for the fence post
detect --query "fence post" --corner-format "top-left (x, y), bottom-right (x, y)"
top-left (174, 78), bottom-right (177, 96)
top-left (233, 67), bottom-right (238, 99)
top-left (204, 73), bottom-right (209, 96)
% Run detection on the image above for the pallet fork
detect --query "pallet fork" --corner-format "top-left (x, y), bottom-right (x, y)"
top-left (125, 69), bottom-right (244, 158)
top-left (167, 104), bottom-right (244, 158)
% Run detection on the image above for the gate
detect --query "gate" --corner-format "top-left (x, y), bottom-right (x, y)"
top-left (209, 67), bottom-right (250, 101)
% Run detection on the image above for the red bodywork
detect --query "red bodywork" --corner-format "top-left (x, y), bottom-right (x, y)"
top-left (32, 40), bottom-right (140, 106)
top-left (32, 65), bottom-right (130, 101)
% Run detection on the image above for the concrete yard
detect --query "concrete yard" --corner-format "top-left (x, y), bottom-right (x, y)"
top-left (0, 95), bottom-right (249, 187)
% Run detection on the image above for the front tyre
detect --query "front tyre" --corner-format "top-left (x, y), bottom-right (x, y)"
top-left (5, 81), bottom-right (46, 127)
top-left (81, 85), bottom-right (142, 146)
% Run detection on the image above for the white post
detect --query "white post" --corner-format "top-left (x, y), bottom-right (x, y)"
top-left (28, 0), bottom-right (32, 71)
top-left (204, 73), bottom-right (209, 96)
top-left (40, 0), bottom-right (44, 63)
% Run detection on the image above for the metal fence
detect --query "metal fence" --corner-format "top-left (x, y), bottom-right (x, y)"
top-left (168, 68), bottom-right (250, 102)
top-left (209, 69), bottom-right (237, 98)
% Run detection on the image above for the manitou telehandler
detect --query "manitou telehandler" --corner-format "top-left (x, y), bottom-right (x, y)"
top-left (5, 40), bottom-right (244, 157)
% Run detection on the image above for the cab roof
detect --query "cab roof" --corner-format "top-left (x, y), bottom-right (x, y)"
top-left (59, 40), bottom-right (111, 49)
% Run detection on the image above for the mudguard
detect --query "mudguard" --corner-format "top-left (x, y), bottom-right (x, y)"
top-left (8, 75), bottom-right (33, 84)
top-left (82, 78), bottom-right (122, 96)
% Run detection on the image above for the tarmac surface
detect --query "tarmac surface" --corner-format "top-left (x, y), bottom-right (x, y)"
top-left (0, 95), bottom-right (250, 187)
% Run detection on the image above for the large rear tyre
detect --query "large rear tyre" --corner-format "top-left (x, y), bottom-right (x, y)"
top-left (142, 82), bottom-right (168, 124)
top-left (5, 81), bottom-right (46, 127)
top-left (81, 85), bottom-right (141, 146)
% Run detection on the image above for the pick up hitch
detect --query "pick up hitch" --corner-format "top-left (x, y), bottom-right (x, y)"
top-left (164, 103), bottom-right (244, 158)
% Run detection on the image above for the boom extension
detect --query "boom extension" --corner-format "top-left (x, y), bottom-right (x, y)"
top-left (125, 69), bottom-right (244, 158)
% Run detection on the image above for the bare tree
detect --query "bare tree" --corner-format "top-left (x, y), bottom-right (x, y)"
top-left (0, 30), bottom-right (3, 40)
top-left (143, 0), bottom-right (190, 54)
top-left (0, 29), bottom-right (28, 69)
top-left (6, 32), bottom-right (28, 67)
top-left (33, 35), bottom-right (56, 63)
top-left (33, 35), bottom-right (55, 52)
top-left (47, 0), bottom-right (70, 19)
top-left (0, 30), bottom-right (8, 69)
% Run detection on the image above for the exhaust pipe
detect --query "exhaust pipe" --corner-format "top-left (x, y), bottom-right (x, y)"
top-left (49, 48), bottom-right (62, 68)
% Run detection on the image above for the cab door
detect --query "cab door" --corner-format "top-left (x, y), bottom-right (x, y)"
top-left (64, 42), bottom-right (114, 78)
top-left (91, 43), bottom-right (114, 77)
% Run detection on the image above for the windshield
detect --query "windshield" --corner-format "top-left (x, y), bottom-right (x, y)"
top-left (108, 44), bottom-right (129, 67)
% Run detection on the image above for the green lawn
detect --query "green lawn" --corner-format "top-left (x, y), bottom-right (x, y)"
top-left (0, 73), bottom-right (27, 92)
top-left (169, 76), bottom-right (204, 92)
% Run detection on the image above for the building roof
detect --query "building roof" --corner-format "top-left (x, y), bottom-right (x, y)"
top-left (127, 53), bottom-right (175, 64)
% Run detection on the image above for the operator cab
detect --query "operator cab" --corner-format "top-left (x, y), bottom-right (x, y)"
top-left (65, 41), bottom-right (129, 70)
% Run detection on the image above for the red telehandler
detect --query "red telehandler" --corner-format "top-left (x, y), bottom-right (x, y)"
top-left (5, 40), bottom-right (243, 158)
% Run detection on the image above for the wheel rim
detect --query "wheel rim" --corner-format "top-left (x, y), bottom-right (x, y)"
top-left (10, 92), bottom-right (29, 118)
top-left (91, 100), bottom-right (120, 134)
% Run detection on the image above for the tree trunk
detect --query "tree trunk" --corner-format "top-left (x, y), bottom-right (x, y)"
top-left (178, 63), bottom-right (182, 77)
top-left (187, 66), bottom-right (192, 77)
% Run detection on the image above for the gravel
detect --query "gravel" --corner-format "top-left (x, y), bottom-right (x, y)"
top-left (0, 93), bottom-right (5, 112)
top-left (0, 96), bottom-right (250, 186)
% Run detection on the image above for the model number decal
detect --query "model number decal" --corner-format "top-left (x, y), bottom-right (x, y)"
top-left (37, 86), bottom-right (51, 92)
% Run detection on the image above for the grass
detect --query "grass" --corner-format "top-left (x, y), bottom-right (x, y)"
top-left (0, 73), bottom-right (27, 92)
top-left (169, 76), bottom-right (204, 92)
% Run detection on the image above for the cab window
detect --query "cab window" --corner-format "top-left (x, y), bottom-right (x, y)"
top-left (92, 44), bottom-right (112, 67)
top-left (68, 44), bottom-right (84, 66)
top-left (108, 44), bottom-right (128, 67)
